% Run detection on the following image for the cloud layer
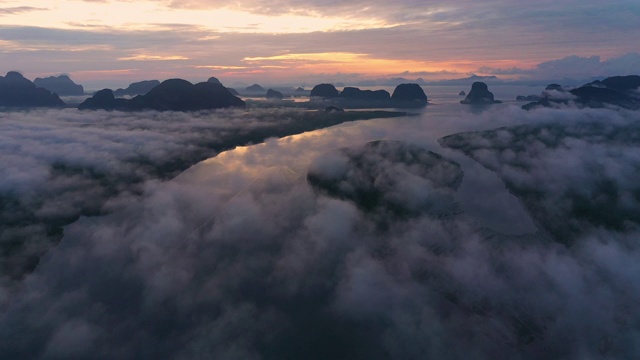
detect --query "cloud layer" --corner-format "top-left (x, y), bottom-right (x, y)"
top-left (0, 108), bottom-right (397, 288)
top-left (441, 108), bottom-right (640, 243)
top-left (1, 104), bottom-right (640, 358)
top-left (479, 53), bottom-right (640, 81)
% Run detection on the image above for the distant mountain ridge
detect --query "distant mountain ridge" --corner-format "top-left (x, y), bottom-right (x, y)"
top-left (34, 75), bottom-right (84, 96)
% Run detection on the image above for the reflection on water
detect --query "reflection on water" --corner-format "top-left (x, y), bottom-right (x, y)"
top-left (178, 103), bottom-right (537, 234)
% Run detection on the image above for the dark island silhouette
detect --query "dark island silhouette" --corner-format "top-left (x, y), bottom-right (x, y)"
top-left (245, 84), bottom-right (266, 93)
top-left (113, 80), bottom-right (161, 97)
top-left (34, 74), bottom-right (84, 96)
top-left (79, 79), bottom-right (245, 111)
top-left (309, 83), bottom-right (427, 108)
top-left (460, 82), bottom-right (501, 104)
top-left (266, 88), bottom-right (284, 99)
top-left (523, 75), bottom-right (640, 110)
top-left (0, 71), bottom-right (65, 107)
top-left (341, 86), bottom-right (391, 101)
top-left (310, 83), bottom-right (340, 98)
top-left (391, 83), bottom-right (428, 102)
top-left (207, 77), bottom-right (222, 85)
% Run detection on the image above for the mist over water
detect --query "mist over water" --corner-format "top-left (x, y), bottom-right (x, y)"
top-left (1, 102), bottom-right (639, 359)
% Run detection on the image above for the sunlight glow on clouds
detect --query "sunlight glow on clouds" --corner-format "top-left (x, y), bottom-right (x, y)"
top-left (243, 52), bottom-right (369, 63)
top-left (195, 66), bottom-right (249, 70)
top-left (241, 52), bottom-right (487, 78)
top-left (0, 0), bottom-right (395, 33)
top-left (0, 6), bottom-right (47, 15)
top-left (118, 54), bottom-right (190, 61)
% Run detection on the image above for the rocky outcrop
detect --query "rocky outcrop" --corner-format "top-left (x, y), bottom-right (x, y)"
top-left (459, 91), bottom-right (466, 96)
top-left (266, 89), bottom-right (284, 99)
top-left (391, 83), bottom-right (428, 102)
top-left (310, 83), bottom-right (426, 108)
top-left (33, 75), bottom-right (84, 96)
top-left (114, 80), bottom-right (160, 97)
top-left (79, 79), bottom-right (245, 111)
top-left (460, 82), bottom-right (501, 104)
top-left (207, 77), bottom-right (222, 85)
top-left (340, 87), bottom-right (390, 100)
top-left (0, 71), bottom-right (65, 107)
top-left (310, 83), bottom-right (340, 98)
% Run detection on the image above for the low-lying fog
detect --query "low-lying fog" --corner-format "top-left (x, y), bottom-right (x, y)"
top-left (1, 102), bottom-right (639, 359)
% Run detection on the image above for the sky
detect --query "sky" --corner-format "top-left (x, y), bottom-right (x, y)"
top-left (0, 0), bottom-right (639, 88)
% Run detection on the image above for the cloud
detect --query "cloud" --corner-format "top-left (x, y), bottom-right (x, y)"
top-left (0, 6), bottom-right (47, 15)
top-left (158, 0), bottom-right (640, 43)
top-left (117, 54), bottom-right (190, 61)
top-left (244, 52), bottom-right (368, 63)
top-left (479, 53), bottom-right (640, 80)
top-left (1, 104), bottom-right (640, 358)
top-left (1, 1), bottom-right (639, 87)
top-left (0, 108), bottom-right (396, 287)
